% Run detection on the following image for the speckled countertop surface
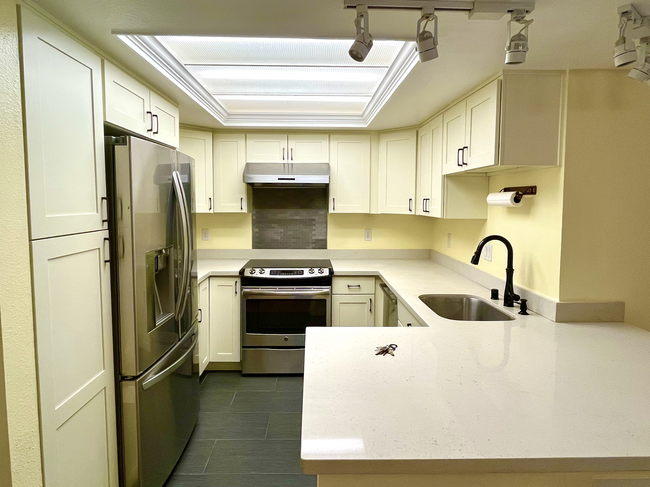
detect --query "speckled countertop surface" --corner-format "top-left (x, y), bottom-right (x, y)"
top-left (196, 258), bottom-right (650, 475)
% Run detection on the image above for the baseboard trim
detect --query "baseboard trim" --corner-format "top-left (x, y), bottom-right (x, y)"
top-left (204, 362), bottom-right (242, 371)
top-left (430, 250), bottom-right (625, 323)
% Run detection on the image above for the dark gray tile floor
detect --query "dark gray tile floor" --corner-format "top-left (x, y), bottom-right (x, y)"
top-left (165, 372), bottom-right (316, 487)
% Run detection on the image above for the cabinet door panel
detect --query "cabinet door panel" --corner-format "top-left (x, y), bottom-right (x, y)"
top-left (209, 278), bottom-right (241, 362)
top-left (442, 100), bottom-right (466, 175)
top-left (198, 279), bottom-right (210, 374)
top-left (150, 91), bottom-right (180, 148)
top-left (378, 130), bottom-right (417, 215)
top-left (429, 116), bottom-right (444, 218)
top-left (246, 134), bottom-right (288, 162)
top-left (21, 8), bottom-right (106, 239)
top-left (465, 79), bottom-right (500, 170)
top-left (416, 123), bottom-right (432, 216)
top-left (31, 230), bottom-right (118, 487)
top-left (104, 62), bottom-right (151, 136)
top-left (180, 129), bottom-right (213, 213)
top-left (213, 134), bottom-right (247, 213)
top-left (288, 134), bottom-right (329, 162)
top-left (332, 295), bottom-right (373, 327)
top-left (329, 135), bottom-right (370, 213)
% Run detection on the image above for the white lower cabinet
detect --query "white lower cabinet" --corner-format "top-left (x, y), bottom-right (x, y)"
top-left (31, 230), bottom-right (119, 487)
top-left (332, 295), bottom-right (374, 327)
top-left (198, 279), bottom-right (211, 374)
top-left (209, 277), bottom-right (241, 362)
top-left (398, 301), bottom-right (421, 327)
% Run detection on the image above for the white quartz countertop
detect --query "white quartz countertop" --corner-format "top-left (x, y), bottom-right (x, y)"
top-left (196, 257), bottom-right (650, 474)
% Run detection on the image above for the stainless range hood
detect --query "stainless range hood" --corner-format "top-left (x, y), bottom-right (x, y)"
top-left (243, 163), bottom-right (329, 187)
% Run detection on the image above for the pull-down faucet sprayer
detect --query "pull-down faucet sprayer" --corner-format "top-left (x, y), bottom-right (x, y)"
top-left (471, 235), bottom-right (520, 307)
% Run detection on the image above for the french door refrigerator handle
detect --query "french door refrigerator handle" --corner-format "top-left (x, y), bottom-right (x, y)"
top-left (172, 170), bottom-right (190, 323)
top-left (142, 333), bottom-right (197, 391)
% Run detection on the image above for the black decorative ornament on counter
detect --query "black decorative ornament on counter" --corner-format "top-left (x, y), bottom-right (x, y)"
top-left (375, 344), bottom-right (398, 356)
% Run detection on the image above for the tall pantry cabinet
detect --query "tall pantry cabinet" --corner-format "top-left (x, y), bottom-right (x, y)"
top-left (20, 7), bottom-right (118, 487)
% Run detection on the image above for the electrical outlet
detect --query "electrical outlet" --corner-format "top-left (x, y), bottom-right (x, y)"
top-left (447, 233), bottom-right (452, 248)
top-left (201, 228), bottom-right (209, 241)
top-left (483, 243), bottom-right (493, 262)
top-left (364, 229), bottom-right (372, 241)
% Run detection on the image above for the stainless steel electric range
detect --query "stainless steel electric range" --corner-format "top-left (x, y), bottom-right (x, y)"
top-left (240, 259), bottom-right (333, 374)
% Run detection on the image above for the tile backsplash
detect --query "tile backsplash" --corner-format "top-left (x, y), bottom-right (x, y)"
top-left (252, 188), bottom-right (327, 249)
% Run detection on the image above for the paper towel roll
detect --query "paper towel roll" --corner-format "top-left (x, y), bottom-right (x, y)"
top-left (486, 191), bottom-right (523, 207)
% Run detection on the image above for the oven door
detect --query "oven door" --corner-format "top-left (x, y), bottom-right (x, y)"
top-left (241, 287), bottom-right (331, 347)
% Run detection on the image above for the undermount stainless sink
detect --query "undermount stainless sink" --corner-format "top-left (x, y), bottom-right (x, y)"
top-left (419, 294), bottom-right (516, 322)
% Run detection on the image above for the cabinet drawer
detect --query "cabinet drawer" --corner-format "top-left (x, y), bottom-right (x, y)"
top-left (333, 276), bottom-right (375, 295)
top-left (398, 301), bottom-right (421, 327)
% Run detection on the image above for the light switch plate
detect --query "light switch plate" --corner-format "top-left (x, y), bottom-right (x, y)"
top-left (201, 228), bottom-right (209, 241)
top-left (484, 243), bottom-right (492, 262)
top-left (364, 229), bottom-right (372, 241)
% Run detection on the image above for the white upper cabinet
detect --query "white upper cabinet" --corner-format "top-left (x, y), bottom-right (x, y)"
top-left (428, 116), bottom-right (444, 218)
top-left (246, 133), bottom-right (329, 162)
top-left (464, 80), bottom-right (501, 170)
top-left (442, 99), bottom-right (467, 175)
top-left (180, 129), bottom-right (213, 213)
top-left (103, 62), bottom-right (151, 137)
top-left (288, 134), bottom-right (329, 162)
top-left (329, 134), bottom-right (370, 213)
top-left (378, 130), bottom-right (417, 215)
top-left (440, 72), bottom-right (564, 174)
top-left (246, 134), bottom-right (288, 162)
top-left (104, 62), bottom-right (180, 148)
top-left (213, 134), bottom-right (247, 213)
top-left (21, 7), bottom-right (106, 240)
top-left (416, 123), bottom-right (432, 216)
top-left (150, 91), bottom-right (180, 148)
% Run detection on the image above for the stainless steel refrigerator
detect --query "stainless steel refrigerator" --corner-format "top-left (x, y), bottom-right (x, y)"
top-left (105, 135), bottom-right (199, 487)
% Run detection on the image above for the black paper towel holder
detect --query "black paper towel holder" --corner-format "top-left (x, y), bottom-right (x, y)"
top-left (500, 185), bottom-right (537, 203)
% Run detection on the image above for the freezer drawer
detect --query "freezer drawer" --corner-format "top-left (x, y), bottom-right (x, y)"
top-left (121, 323), bottom-right (199, 487)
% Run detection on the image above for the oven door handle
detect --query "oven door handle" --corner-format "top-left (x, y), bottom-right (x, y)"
top-left (241, 289), bottom-right (331, 297)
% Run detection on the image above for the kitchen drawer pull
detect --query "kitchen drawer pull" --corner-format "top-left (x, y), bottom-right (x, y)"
top-left (462, 146), bottom-right (468, 166)
top-left (408, 198), bottom-right (413, 212)
top-left (347, 284), bottom-right (361, 288)
top-left (369, 297), bottom-right (373, 313)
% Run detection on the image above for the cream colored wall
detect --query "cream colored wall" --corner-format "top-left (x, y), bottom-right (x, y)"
top-left (195, 213), bottom-right (434, 250)
top-left (328, 214), bottom-right (434, 249)
top-left (0, 1), bottom-right (44, 485)
top-left (559, 70), bottom-right (650, 331)
top-left (431, 165), bottom-right (565, 301)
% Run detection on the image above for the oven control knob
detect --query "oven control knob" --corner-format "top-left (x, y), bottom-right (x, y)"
top-left (309, 268), bottom-right (315, 274)
top-left (318, 268), bottom-right (324, 274)
top-left (259, 268), bottom-right (265, 274)
top-left (249, 268), bottom-right (256, 275)
top-left (284, 336), bottom-right (289, 342)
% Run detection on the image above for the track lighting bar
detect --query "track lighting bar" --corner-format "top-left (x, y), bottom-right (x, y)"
top-left (343, 0), bottom-right (535, 18)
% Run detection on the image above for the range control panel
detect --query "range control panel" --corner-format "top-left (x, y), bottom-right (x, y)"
top-left (241, 267), bottom-right (331, 278)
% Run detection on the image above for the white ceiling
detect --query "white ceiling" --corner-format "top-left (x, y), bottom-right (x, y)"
top-left (30, 0), bottom-right (649, 130)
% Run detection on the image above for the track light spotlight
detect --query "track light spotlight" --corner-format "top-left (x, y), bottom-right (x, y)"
top-left (416, 9), bottom-right (439, 63)
top-left (629, 40), bottom-right (650, 82)
top-left (349, 5), bottom-right (373, 62)
top-left (505, 10), bottom-right (533, 65)
top-left (614, 15), bottom-right (638, 67)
